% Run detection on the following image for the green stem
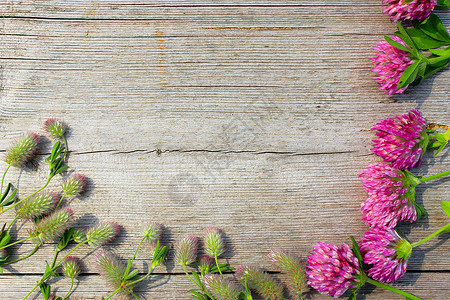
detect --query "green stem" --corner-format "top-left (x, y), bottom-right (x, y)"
top-left (214, 255), bottom-right (223, 277)
top-left (50, 249), bottom-right (60, 269)
top-left (131, 291), bottom-right (140, 300)
top-left (22, 281), bottom-right (41, 300)
top-left (0, 245), bottom-right (39, 266)
top-left (128, 265), bottom-right (156, 286)
top-left (6, 214), bottom-right (20, 232)
top-left (419, 170), bottom-right (450, 183)
top-left (0, 236), bottom-right (31, 250)
top-left (183, 265), bottom-right (214, 300)
top-left (53, 240), bottom-right (88, 270)
top-left (55, 192), bottom-right (67, 210)
top-left (63, 278), bottom-right (74, 299)
top-left (411, 223), bottom-right (450, 247)
top-left (103, 287), bottom-right (122, 300)
top-left (0, 164), bottom-right (11, 198)
top-left (183, 264), bottom-right (196, 285)
top-left (130, 237), bottom-right (145, 266)
top-left (366, 277), bottom-right (421, 300)
top-left (1, 176), bottom-right (53, 216)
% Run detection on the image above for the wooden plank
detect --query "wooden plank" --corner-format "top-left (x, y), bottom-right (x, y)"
top-left (0, 272), bottom-right (448, 299)
top-left (0, 0), bottom-right (449, 298)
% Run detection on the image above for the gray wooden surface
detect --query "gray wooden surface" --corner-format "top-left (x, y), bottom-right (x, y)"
top-left (0, 1), bottom-right (449, 299)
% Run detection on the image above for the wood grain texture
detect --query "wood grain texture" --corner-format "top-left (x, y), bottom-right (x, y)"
top-left (0, 0), bottom-right (449, 299)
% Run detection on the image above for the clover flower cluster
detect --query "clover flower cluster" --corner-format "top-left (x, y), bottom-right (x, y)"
top-left (93, 221), bottom-right (166, 299)
top-left (382, 0), bottom-right (437, 21)
top-left (173, 227), bottom-right (311, 300)
top-left (305, 110), bottom-right (450, 299)
top-left (371, 10), bottom-right (450, 95)
top-left (0, 119), bottom-right (122, 300)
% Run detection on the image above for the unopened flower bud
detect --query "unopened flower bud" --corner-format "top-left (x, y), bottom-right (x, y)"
top-left (62, 173), bottom-right (86, 198)
top-left (204, 227), bottom-right (224, 258)
top-left (0, 249), bottom-right (8, 259)
top-left (5, 132), bottom-right (40, 167)
top-left (72, 228), bottom-right (86, 243)
top-left (142, 222), bottom-right (163, 246)
top-left (86, 222), bottom-right (119, 247)
top-left (44, 118), bottom-right (68, 139)
top-left (62, 256), bottom-right (82, 279)
top-left (175, 235), bottom-right (198, 266)
top-left (16, 191), bottom-right (59, 219)
top-left (198, 255), bottom-right (214, 271)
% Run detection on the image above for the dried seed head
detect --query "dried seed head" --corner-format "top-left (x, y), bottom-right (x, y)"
top-left (62, 173), bottom-right (86, 198)
top-left (175, 235), bottom-right (198, 266)
top-left (44, 118), bottom-right (68, 139)
top-left (72, 228), bottom-right (86, 243)
top-left (236, 264), bottom-right (283, 300)
top-left (5, 132), bottom-right (40, 167)
top-left (29, 207), bottom-right (74, 245)
top-left (86, 222), bottom-right (120, 247)
top-left (204, 227), bottom-right (225, 258)
top-left (93, 250), bottom-right (134, 298)
top-left (62, 256), bottom-right (82, 279)
top-left (203, 273), bottom-right (242, 300)
top-left (142, 222), bottom-right (163, 246)
top-left (16, 191), bottom-right (59, 219)
top-left (269, 250), bottom-right (309, 297)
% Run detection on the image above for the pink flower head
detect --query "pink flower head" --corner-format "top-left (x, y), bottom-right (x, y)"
top-left (5, 132), bottom-right (40, 167)
top-left (360, 229), bottom-right (411, 283)
top-left (360, 162), bottom-right (419, 229)
top-left (306, 242), bottom-right (360, 298)
top-left (371, 109), bottom-right (428, 169)
top-left (371, 35), bottom-right (413, 95)
top-left (382, 0), bottom-right (437, 21)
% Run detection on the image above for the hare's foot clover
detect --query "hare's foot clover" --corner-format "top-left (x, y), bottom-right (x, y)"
top-left (236, 264), bottom-right (283, 300)
top-left (203, 273), bottom-right (242, 300)
top-left (269, 249), bottom-right (309, 298)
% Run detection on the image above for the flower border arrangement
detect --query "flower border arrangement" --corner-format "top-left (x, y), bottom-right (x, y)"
top-left (1, 1), bottom-right (450, 300)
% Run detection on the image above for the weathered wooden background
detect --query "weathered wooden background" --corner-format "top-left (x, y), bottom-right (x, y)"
top-left (0, 1), bottom-right (449, 299)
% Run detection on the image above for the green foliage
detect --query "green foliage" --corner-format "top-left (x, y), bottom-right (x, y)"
top-left (0, 183), bottom-right (17, 208)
